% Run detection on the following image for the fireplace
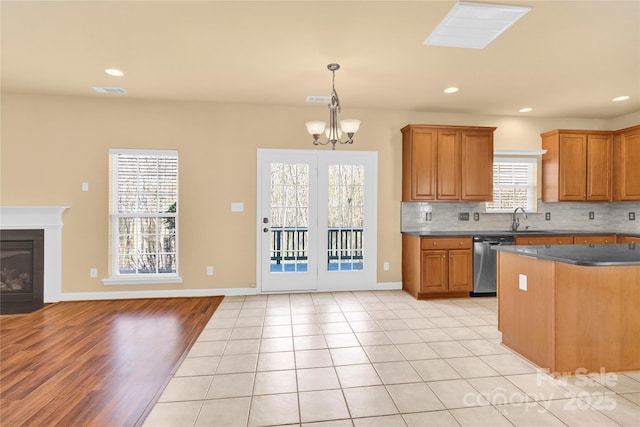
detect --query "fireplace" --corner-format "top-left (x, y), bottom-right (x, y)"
top-left (1, 229), bottom-right (45, 314)
top-left (0, 206), bottom-right (68, 309)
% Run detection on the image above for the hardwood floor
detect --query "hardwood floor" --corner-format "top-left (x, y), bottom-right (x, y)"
top-left (0, 297), bottom-right (223, 427)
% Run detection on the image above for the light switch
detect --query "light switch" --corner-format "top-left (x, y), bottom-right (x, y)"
top-left (90, 268), bottom-right (98, 278)
top-left (231, 202), bottom-right (244, 212)
top-left (82, 182), bottom-right (89, 192)
top-left (207, 266), bottom-right (214, 275)
top-left (519, 274), bottom-right (527, 291)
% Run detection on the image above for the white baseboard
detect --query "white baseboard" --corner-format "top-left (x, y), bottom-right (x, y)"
top-left (60, 287), bottom-right (258, 301)
top-left (59, 283), bottom-right (402, 301)
top-left (375, 281), bottom-right (403, 290)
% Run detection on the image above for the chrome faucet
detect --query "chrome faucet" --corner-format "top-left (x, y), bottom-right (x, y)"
top-left (512, 207), bottom-right (528, 231)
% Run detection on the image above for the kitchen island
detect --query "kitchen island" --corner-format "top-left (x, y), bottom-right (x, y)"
top-left (495, 243), bottom-right (640, 376)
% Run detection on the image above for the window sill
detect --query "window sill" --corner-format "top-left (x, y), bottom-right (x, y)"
top-left (102, 276), bottom-right (183, 286)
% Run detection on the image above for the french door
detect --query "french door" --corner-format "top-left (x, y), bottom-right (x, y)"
top-left (257, 149), bottom-right (377, 292)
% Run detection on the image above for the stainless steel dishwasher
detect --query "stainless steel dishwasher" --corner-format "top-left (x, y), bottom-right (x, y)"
top-left (472, 235), bottom-right (515, 296)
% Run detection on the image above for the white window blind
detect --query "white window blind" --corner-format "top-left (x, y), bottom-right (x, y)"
top-left (486, 157), bottom-right (536, 212)
top-left (108, 149), bottom-right (179, 280)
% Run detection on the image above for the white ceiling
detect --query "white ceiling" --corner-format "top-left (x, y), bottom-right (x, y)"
top-left (2, 1), bottom-right (639, 119)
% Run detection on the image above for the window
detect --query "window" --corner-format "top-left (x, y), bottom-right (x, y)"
top-left (105, 149), bottom-right (181, 284)
top-left (486, 157), bottom-right (536, 212)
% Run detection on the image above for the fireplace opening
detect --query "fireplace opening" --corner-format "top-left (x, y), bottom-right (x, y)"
top-left (1, 229), bottom-right (44, 315)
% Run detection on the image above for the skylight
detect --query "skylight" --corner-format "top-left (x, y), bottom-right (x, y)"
top-left (424, 2), bottom-right (531, 49)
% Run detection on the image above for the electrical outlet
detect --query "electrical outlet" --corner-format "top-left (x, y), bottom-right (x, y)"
top-left (90, 268), bottom-right (97, 278)
top-left (425, 212), bottom-right (432, 222)
top-left (545, 212), bottom-right (551, 221)
top-left (589, 212), bottom-right (595, 220)
top-left (458, 212), bottom-right (469, 221)
top-left (207, 266), bottom-right (214, 275)
top-left (519, 274), bottom-right (527, 291)
top-left (473, 212), bottom-right (480, 221)
top-left (383, 262), bottom-right (389, 271)
top-left (630, 212), bottom-right (636, 221)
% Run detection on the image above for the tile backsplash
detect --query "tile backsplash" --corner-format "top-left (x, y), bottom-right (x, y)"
top-left (401, 200), bottom-right (640, 234)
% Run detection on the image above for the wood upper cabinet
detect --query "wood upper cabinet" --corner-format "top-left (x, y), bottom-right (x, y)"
top-left (541, 130), bottom-right (612, 202)
top-left (402, 124), bottom-right (495, 202)
top-left (461, 129), bottom-right (494, 200)
top-left (402, 127), bottom-right (437, 200)
top-left (613, 125), bottom-right (640, 201)
top-left (436, 129), bottom-right (460, 200)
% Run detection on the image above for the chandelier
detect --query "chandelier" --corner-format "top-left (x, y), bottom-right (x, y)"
top-left (305, 63), bottom-right (361, 150)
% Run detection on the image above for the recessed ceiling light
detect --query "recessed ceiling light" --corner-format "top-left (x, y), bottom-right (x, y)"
top-left (424, 2), bottom-right (531, 49)
top-left (612, 95), bottom-right (630, 102)
top-left (444, 87), bottom-right (459, 94)
top-left (105, 68), bottom-right (124, 77)
top-left (519, 107), bottom-right (533, 113)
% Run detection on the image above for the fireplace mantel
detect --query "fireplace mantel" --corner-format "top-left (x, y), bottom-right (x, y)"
top-left (1, 206), bottom-right (69, 302)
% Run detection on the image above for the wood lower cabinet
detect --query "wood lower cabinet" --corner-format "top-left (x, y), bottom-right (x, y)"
top-left (617, 235), bottom-right (640, 244)
top-left (573, 235), bottom-right (615, 244)
top-left (613, 125), bottom-right (640, 201)
top-left (516, 234), bottom-right (620, 245)
top-left (515, 235), bottom-right (573, 245)
top-left (403, 235), bottom-right (472, 299)
top-left (541, 130), bottom-right (612, 202)
top-left (402, 124), bottom-right (495, 202)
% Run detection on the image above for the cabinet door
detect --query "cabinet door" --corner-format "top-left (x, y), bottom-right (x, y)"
top-left (461, 130), bottom-right (493, 201)
top-left (448, 249), bottom-right (472, 292)
top-left (421, 250), bottom-right (447, 292)
top-left (559, 134), bottom-right (587, 200)
top-left (407, 129), bottom-right (437, 200)
top-left (614, 127), bottom-right (640, 201)
top-left (586, 134), bottom-right (611, 201)
top-left (437, 129), bottom-right (460, 200)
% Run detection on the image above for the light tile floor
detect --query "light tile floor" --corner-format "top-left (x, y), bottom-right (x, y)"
top-left (144, 291), bottom-right (640, 427)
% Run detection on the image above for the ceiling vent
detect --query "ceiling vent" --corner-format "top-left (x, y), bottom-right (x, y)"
top-left (92, 87), bottom-right (127, 94)
top-left (424, 2), bottom-right (531, 49)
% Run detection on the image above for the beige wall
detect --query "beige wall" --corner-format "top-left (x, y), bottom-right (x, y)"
top-left (0, 93), bottom-right (633, 295)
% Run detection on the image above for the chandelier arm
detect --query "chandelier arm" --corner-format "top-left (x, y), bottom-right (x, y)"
top-left (307, 63), bottom-right (358, 149)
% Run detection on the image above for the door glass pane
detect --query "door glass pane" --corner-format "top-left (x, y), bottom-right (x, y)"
top-left (327, 164), bottom-right (364, 271)
top-left (270, 163), bottom-right (309, 273)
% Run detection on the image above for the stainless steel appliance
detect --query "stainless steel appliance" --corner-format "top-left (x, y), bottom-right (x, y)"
top-left (472, 235), bottom-right (515, 296)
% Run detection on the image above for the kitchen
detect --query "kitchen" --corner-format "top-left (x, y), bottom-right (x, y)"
top-left (400, 123), bottom-right (640, 377)
top-left (401, 124), bottom-right (640, 299)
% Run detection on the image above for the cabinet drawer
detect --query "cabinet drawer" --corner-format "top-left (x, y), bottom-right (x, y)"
top-left (573, 235), bottom-right (615, 244)
top-left (515, 235), bottom-right (573, 245)
top-left (617, 235), bottom-right (640, 244)
top-left (421, 237), bottom-right (472, 250)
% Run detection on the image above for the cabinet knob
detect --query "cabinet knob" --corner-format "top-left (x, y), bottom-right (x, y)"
top-left (433, 242), bottom-right (437, 246)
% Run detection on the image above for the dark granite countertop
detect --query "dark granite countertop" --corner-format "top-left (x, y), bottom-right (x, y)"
top-left (493, 243), bottom-right (640, 266)
top-left (402, 230), bottom-right (639, 237)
